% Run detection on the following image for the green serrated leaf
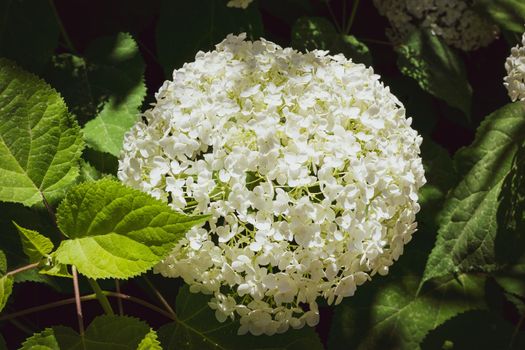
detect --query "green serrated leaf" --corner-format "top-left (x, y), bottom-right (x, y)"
top-left (396, 29), bottom-right (472, 118)
top-left (82, 33), bottom-right (146, 156)
top-left (13, 222), bottom-right (53, 263)
top-left (0, 58), bottom-right (84, 207)
top-left (291, 17), bottom-right (372, 66)
top-left (137, 329), bottom-right (162, 350)
top-left (20, 328), bottom-right (60, 350)
top-left (474, 0), bottom-right (525, 33)
top-left (328, 273), bottom-right (485, 350)
top-left (422, 310), bottom-right (525, 350)
top-left (21, 316), bottom-right (153, 350)
top-left (0, 274), bottom-right (13, 312)
top-left (0, 0), bottom-right (59, 70)
top-left (423, 102), bottom-right (525, 285)
top-left (495, 143), bottom-right (525, 263)
top-left (156, 0), bottom-right (263, 76)
top-left (54, 179), bottom-right (208, 279)
top-left (158, 285), bottom-right (324, 350)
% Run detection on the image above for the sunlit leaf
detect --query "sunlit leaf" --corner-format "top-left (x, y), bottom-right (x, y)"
top-left (13, 222), bottom-right (53, 263)
top-left (54, 179), bottom-right (208, 279)
top-left (0, 59), bottom-right (83, 207)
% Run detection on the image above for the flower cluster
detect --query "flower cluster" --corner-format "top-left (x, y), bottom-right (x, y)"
top-left (373, 0), bottom-right (499, 51)
top-left (504, 31), bottom-right (525, 102)
top-left (227, 0), bottom-right (254, 9)
top-left (119, 34), bottom-right (426, 335)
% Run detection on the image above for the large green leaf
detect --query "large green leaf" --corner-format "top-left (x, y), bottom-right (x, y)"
top-left (54, 179), bottom-right (208, 279)
top-left (21, 316), bottom-right (155, 350)
top-left (0, 0), bottom-right (58, 70)
top-left (396, 29), bottom-right (472, 118)
top-left (328, 271), bottom-right (485, 350)
top-left (474, 0), bottom-right (525, 33)
top-left (156, 0), bottom-right (263, 76)
top-left (0, 59), bottom-right (83, 207)
top-left (158, 286), bottom-right (324, 350)
top-left (423, 103), bottom-right (525, 285)
top-left (13, 222), bottom-right (54, 263)
top-left (291, 17), bottom-right (372, 66)
top-left (0, 274), bottom-right (13, 312)
top-left (495, 143), bottom-right (525, 263)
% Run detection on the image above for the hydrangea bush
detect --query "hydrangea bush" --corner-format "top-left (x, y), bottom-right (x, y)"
top-left (119, 34), bottom-right (425, 334)
top-left (1, 1), bottom-right (524, 349)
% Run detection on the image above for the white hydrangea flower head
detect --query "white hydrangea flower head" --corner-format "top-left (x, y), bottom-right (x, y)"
top-left (373, 0), bottom-right (499, 51)
top-left (504, 31), bottom-right (525, 102)
top-left (119, 34), bottom-right (426, 335)
top-left (227, 0), bottom-right (254, 9)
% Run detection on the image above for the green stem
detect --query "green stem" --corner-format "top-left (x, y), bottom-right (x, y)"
top-left (0, 291), bottom-right (175, 323)
top-left (324, 0), bottom-right (343, 33)
top-left (115, 280), bottom-right (124, 316)
top-left (48, 0), bottom-right (77, 53)
top-left (509, 311), bottom-right (525, 349)
top-left (72, 266), bottom-right (85, 336)
top-left (142, 276), bottom-right (176, 318)
top-left (344, 0), bottom-right (360, 34)
top-left (88, 278), bottom-right (114, 316)
top-left (6, 262), bottom-right (40, 277)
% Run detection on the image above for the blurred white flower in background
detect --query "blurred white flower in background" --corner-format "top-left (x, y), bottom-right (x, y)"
top-left (504, 31), bottom-right (525, 102)
top-left (119, 33), bottom-right (426, 335)
top-left (227, 0), bottom-right (254, 9)
top-left (373, 0), bottom-right (499, 51)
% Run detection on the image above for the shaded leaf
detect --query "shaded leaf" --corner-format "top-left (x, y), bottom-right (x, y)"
top-left (423, 103), bottom-right (525, 284)
top-left (0, 0), bottom-right (58, 70)
top-left (495, 143), bottom-right (525, 263)
top-left (0, 58), bottom-right (83, 207)
top-left (21, 316), bottom-right (155, 350)
top-left (156, 0), bottom-right (263, 76)
top-left (421, 310), bottom-right (525, 350)
top-left (291, 17), bottom-right (372, 65)
top-left (0, 334), bottom-right (6, 350)
top-left (82, 33), bottom-right (146, 156)
top-left (0, 274), bottom-right (13, 312)
top-left (54, 179), bottom-right (208, 279)
top-left (474, 0), bottom-right (525, 33)
top-left (158, 285), bottom-right (324, 350)
top-left (396, 29), bottom-right (472, 118)
top-left (328, 273), bottom-right (485, 350)
top-left (13, 222), bottom-right (54, 263)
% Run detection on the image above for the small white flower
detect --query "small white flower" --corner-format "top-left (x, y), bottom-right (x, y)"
top-left (119, 34), bottom-right (426, 335)
top-left (504, 31), bottom-right (525, 102)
